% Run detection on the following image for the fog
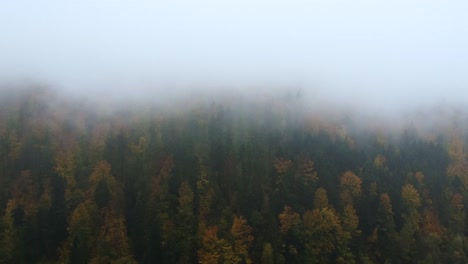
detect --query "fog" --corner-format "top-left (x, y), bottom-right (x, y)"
top-left (1, 0), bottom-right (467, 113)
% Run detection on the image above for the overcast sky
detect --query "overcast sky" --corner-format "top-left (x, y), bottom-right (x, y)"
top-left (1, 0), bottom-right (467, 110)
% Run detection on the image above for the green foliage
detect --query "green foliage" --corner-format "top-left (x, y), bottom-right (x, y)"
top-left (0, 88), bottom-right (466, 263)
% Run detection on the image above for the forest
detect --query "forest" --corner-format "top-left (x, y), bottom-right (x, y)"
top-left (0, 86), bottom-right (467, 264)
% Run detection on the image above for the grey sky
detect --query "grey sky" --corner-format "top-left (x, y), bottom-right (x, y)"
top-left (1, 0), bottom-right (467, 110)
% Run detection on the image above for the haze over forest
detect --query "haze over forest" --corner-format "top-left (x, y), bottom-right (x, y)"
top-left (1, 1), bottom-right (468, 264)
top-left (1, 0), bottom-right (468, 111)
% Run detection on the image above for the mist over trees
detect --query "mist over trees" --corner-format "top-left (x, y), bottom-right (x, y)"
top-left (0, 86), bottom-right (467, 263)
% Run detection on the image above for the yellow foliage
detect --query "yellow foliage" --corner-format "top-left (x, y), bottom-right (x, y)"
top-left (39, 179), bottom-right (52, 209)
top-left (297, 155), bottom-right (318, 183)
top-left (98, 210), bottom-right (132, 257)
top-left (273, 158), bottom-right (292, 174)
top-left (342, 205), bottom-right (359, 238)
top-left (3, 200), bottom-right (17, 227)
top-left (88, 161), bottom-right (123, 210)
top-left (278, 206), bottom-right (301, 234)
top-left (401, 184), bottom-right (421, 209)
top-left (68, 201), bottom-right (98, 243)
top-left (11, 170), bottom-right (38, 217)
top-left (379, 193), bottom-right (393, 215)
top-left (129, 136), bottom-right (147, 154)
top-left (54, 141), bottom-right (78, 181)
top-left (313, 188), bottom-right (329, 210)
top-left (231, 216), bottom-right (254, 259)
top-left (447, 135), bottom-right (468, 185)
top-left (178, 181), bottom-right (194, 216)
top-left (160, 155), bottom-right (174, 179)
top-left (89, 160), bottom-right (114, 186)
top-left (302, 208), bottom-right (342, 255)
top-left (373, 154), bottom-right (386, 169)
top-left (368, 227), bottom-right (378, 244)
top-left (198, 251), bottom-right (220, 264)
top-left (340, 171), bottom-right (362, 206)
top-left (7, 132), bottom-right (23, 160)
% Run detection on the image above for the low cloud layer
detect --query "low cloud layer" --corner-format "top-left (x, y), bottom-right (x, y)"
top-left (1, 1), bottom-right (467, 112)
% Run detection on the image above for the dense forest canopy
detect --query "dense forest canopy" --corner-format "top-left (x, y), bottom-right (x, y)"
top-left (0, 85), bottom-right (467, 263)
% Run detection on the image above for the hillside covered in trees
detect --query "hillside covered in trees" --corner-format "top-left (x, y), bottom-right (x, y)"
top-left (0, 86), bottom-right (467, 263)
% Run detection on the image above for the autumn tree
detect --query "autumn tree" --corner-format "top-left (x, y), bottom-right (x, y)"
top-left (1, 86), bottom-right (467, 263)
top-left (342, 205), bottom-right (360, 239)
top-left (261, 243), bottom-right (274, 264)
top-left (198, 226), bottom-right (221, 264)
top-left (151, 155), bottom-right (176, 263)
top-left (401, 184), bottom-right (422, 227)
top-left (278, 206), bottom-right (301, 235)
top-left (273, 158), bottom-right (293, 185)
top-left (447, 134), bottom-right (468, 186)
top-left (340, 170), bottom-right (362, 206)
top-left (314, 187), bottom-right (328, 209)
top-left (11, 170), bottom-right (38, 217)
top-left (399, 184), bottom-right (422, 261)
top-left (67, 200), bottom-right (99, 264)
top-left (302, 208), bottom-right (346, 263)
top-left (88, 160), bottom-right (121, 210)
top-left (296, 155), bottom-right (318, 186)
top-left (54, 136), bottom-right (80, 208)
top-left (90, 209), bottom-right (137, 264)
top-left (373, 154), bottom-right (386, 169)
top-left (339, 170), bottom-right (361, 258)
top-left (313, 187), bottom-right (329, 210)
top-left (231, 216), bottom-right (254, 263)
top-left (278, 206), bottom-right (302, 262)
top-left (176, 181), bottom-right (196, 263)
top-left (197, 156), bottom-right (214, 234)
top-left (376, 193), bottom-right (397, 262)
top-left (0, 200), bottom-right (23, 263)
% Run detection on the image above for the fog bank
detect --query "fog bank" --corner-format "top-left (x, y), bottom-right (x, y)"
top-left (1, 1), bottom-right (467, 113)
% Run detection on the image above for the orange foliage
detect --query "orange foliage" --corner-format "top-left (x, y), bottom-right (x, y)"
top-left (198, 226), bottom-right (221, 264)
top-left (231, 216), bottom-right (254, 261)
top-left (422, 209), bottom-right (443, 235)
